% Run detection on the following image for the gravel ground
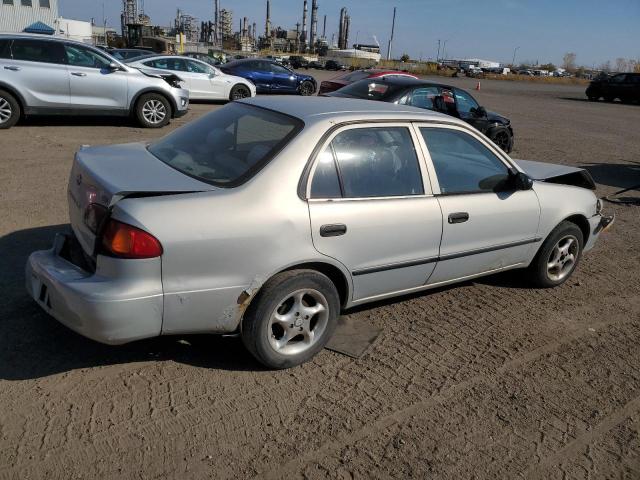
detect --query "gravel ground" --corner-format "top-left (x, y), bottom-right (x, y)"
top-left (1, 70), bottom-right (639, 480)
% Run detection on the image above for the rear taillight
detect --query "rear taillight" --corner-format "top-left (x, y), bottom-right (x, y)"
top-left (101, 219), bottom-right (163, 259)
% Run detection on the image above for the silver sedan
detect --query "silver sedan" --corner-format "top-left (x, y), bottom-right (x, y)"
top-left (26, 97), bottom-right (613, 368)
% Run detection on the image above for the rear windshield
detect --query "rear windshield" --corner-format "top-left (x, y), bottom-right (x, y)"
top-left (148, 103), bottom-right (303, 187)
top-left (336, 79), bottom-right (405, 100)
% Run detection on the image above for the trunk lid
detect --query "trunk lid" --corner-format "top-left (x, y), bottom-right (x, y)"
top-left (68, 142), bottom-right (216, 256)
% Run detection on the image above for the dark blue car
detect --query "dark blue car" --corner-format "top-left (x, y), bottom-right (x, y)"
top-left (220, 59), bottom-right (317, 95)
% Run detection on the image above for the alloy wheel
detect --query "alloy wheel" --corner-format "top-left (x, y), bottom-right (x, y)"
top-left (300, 83), bottom-right (314, 96)
top-left (493, 131), bottom-right (510, 151)
top-left (268, 288), bottom-right (329, 356)
top-left (142, 99), bottom-right (166, 125)
top-left (232, 87), bottom-right (250, 100)
top-left (546, 235), bottom-right (579, 282)
top-left (0, 98), bottom-right (12, 124)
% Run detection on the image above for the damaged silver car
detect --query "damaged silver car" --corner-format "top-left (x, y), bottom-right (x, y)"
top-left (26, 97), bottom-right (614, 368)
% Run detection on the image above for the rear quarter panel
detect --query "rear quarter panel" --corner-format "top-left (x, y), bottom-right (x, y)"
top-left (112, 124), bottom-right (351, 334)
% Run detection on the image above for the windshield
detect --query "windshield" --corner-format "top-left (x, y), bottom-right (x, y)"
top-left (148, 103), bottom-right (303, 187)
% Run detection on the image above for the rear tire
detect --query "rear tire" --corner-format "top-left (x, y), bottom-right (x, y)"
top-left (229, 84), bottom-right (251, 101)
top-left (135, 93), bottom-right (171, 128)
top-left (527, 221), bottom-right (584, 288)
top-left (0, 89), bottom-right (20, 129)
top-left (491, 130), bottom-right (512, 153)
top-left (241, 270), bottom-right (340, 369)
top-left (299, 80), bottom-right (315, 96)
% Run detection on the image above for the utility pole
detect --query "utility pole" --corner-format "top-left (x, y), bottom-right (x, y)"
top-left (386, 6), bottom-right (396, 61)
top-left (512, 46), bottom-right (520, 67)
top-left (437, 39), bottom-right (441, 62)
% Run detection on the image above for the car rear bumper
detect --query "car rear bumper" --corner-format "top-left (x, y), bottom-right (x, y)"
top-left (26, 233), bottom-right (164, 345)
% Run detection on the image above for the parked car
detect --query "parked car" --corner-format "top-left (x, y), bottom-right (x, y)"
top-left (288, 55), bottom-right (309, 69)
top-left (318, 68), bottom-right (418, 95)
top-left (324, 60), bottom-right (347, 71)
top-left (26, 97), bottom-right (613, 368)
top-left (108, 48), bottom-right (156, 61)
top-left (586, 73), bottom-right (640, 103)
top-left (128, 55), bottom-right (255, 101)
top-left (220, 59), bottom-right (316, 95)
top-left (326, 76), bottom-right (515, 152)
top-left (308, 60), bottom-right (324, 69)
top-left (0, 34), bottom-right (188, 129)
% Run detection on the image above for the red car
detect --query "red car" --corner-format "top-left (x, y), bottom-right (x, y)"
top-left (318, 69), bottom-right (418, 95)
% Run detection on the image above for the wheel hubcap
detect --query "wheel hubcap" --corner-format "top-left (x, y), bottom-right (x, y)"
top-left (268, 289), bottom-right (329, 356)
top-left (301, 84), bottom-right (312, 95)
top-left (0, 98), bottom-right (12, 124)
top-left (495, 132), bottom-right (509, 150)
top-left (142, 100), bottom-right (166, 124)
top-left (546, 235), bottom-right (579, 281)
top-left (233, 88), bottom-right (249, 100)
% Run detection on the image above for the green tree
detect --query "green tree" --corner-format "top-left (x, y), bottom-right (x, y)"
top-left (540, 63), bottom-right (556, 71)
top-left (400, 53), bottom-right (410, 62)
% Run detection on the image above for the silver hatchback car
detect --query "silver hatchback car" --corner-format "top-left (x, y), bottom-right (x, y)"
top-left (26, 97), bottom-right (613, 368)
top-left (0, 34), bottom-right (189, 129)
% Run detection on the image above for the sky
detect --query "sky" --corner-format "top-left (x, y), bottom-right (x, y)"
top-left (58, 0), bottom-right (639, 66)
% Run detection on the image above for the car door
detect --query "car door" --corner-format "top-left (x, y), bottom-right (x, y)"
top-left (269, 62), bottom-right (298, 93)
top-left (4, 38), bottom-right (70, 109)
top-left (245, 61), bottom-right (271, 92)
top-left (64, 43), bottom-right (128, 111)
top-left (307, 124), bottom-right (443, 303)
top-left (184, 59), bottom-right (221, 99)
top-left (416, 124), bottom-right (540, 285)
top-left (453, 88), bottom-right (490, 134)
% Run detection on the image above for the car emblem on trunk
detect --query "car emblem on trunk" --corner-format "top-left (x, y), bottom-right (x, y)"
top-left (76, 174), bottom-right (82, 186)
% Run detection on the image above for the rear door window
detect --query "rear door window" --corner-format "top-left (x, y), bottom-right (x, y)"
top-left (310, 147), bottom-right (342, 198)
top-left (399, 86), bottom-right (440, 109)
top-left (313, 127), bottom-right (424, 198)
top-left (11, 39), bottom-right (66, 64)
top-left (144, 58), bottom-right (187, 71)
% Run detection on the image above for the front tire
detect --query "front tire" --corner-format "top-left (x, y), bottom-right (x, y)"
top-left (135, 93), bottom-right (171, 128)
top-left (0, 89), bottom-right (20, 129)
top-left (241, 270), bottom-right (340, 369)
top-left (299, 80), bottom-right (315, 96)
top-left (527, 221), bottom-right (584, 288)
top-left (230, 84), bottom-right (251, 101)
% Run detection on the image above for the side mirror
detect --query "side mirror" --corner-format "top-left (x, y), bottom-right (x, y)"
top-left (108, 62), bottom-right (121, 71)
top-left (509, 169), bottom-right (533, 190)
top-left (473, 106), bottom-right (487, 117)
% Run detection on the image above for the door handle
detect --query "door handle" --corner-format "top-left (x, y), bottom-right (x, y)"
top-left (448, 212), bottom-right (469, 224)
top-left (4, 66), bottom-right (20, 71)
top-left (320, 224), bottom-right (347, 237)
top-left (71, 72), bottom-right (87, 77)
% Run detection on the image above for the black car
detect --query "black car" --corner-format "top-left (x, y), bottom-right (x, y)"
top-left (308, 60), bottom-right (324, 69)
top-left (288, 55), bottom-right (309, 69)
top-left (325, 60), bottom-right (347, 71)
top-left (325, 77), bottom-right (514, 152)
top-left (586, 73), bottom-right (640, 103)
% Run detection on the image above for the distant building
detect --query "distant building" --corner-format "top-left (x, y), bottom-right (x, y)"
top-left (56, 17), bottom-right (92, 43)
top-left (0, 0), bottom-right (59, 33)
top-left (220, 9), bottom-right (233, 39)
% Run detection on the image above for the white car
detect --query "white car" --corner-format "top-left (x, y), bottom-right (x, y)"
top-left (128, 55), bottom-right (256, 101)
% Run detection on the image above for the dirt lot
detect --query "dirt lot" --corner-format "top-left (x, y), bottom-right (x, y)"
top-left (1, 70), bottom-right (639, 479)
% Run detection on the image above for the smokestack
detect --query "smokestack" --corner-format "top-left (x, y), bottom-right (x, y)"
top-left (344, 14), bottom-right (350, 49)
top-left (322, 14), bottom-right (326, 38)
top-left (265, 0), bottom-right (271, 38)
top-left (253, 22), bottom-right (256, 40)
top-left (310, 0), bottom-right (318, 51)
top-left (243, 17), bottom-right (247, 37)
top-left (338, 7), bottom-right (346, 49)
top-left (301, 0), bottom-right (308, 50)
top-left (214, 0), bottom-right (219, 45)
